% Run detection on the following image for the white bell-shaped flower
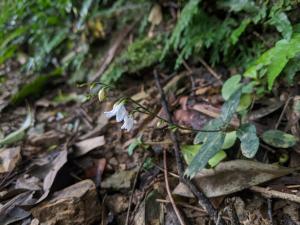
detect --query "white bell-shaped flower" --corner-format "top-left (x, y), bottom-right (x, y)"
top-left (104, 102), bottom-right (127, 122)
top-left (121, 115), bottom-right (134, 131)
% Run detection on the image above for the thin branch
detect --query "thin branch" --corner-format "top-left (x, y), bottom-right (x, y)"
top-left (125, 156), bottom-right (146, 225)
top-left (198, 57), bottom-right (223, 84)
top-left (163, 149), bottom-right (187, 225)
top-left (154, 70), bottom-right (225, 225)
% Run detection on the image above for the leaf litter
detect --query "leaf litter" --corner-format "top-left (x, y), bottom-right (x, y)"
top-left (2, 2), bottom-right (300, 225)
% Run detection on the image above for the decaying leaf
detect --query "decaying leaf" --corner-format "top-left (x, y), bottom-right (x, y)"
top-left (174, 160), bottom-right (294, 198)
top-left (262, 130), bottom-right (298, 148)
top-left (0, 147), bottom-right (21, 173)
top-left (74, 136), bottom-right (105, 156)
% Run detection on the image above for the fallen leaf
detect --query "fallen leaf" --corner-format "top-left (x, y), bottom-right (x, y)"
top-left (0, 147), bottom-right (21, 173)
top-left (74, 136), bottom-right (105, 156)
top-left (174, 160), bottom-right (294, 198)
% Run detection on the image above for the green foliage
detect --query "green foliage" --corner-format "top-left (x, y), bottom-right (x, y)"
top-left (181, 144), bottom-right (227, 167)
top-left (222, 75), bottom-right (242, 100)
top-left (244, 33), bottom-right (300, 90)
top-left (262, 130), bottom-right (298, 148)
top-left (187, 89), bottom-right (242, 177)
top-left (237, 124), bottom-right (259, 158)
top-left (101, 36), bottom-right (163, 84)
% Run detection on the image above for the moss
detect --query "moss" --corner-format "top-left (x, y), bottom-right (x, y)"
top-left (101, 36), bottom-right (163, 84)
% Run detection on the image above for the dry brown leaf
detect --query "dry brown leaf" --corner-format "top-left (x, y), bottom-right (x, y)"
top-left (173, 160), bottom-right (294, 198)
top-left (74, 136), bottom-right (105, 156)
top-left (0, 147), bottom-right (21, 173)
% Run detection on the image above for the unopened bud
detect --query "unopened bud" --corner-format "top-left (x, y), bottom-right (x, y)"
top-left (98, 88), bottom-right (106, 102)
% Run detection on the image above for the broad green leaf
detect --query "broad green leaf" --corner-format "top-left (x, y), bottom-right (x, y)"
top-left (0, 108), bottom-right (33, 147)
top-left (220, 89), bottom-right (242, 124)
top-left (222, 131), bottom-right (237, 149)
top-left (181, 144), bottom-right (201, 165)
top-left (237, 94), bottom-right (252, 112)
top-left (269, 12), bottom-right (292, 40)
top-left (243, 33), bottom-right (300, 90)
top-left (181, 144), bottom-right (226, 167)
top-left (194, 118), bottom-right (223, 144)
top-left (222, 74), bottom-right (242, 100)
top-left (185, 131), bottom-right (225, 178)
top-left (208, 150), bottom-right (227, 167)
top-left (128, 138), bottom-right (142, 156)
top-left (262, 130), bottom-right (298, 148)
top-left (237, 123), bottom-right (259, 158)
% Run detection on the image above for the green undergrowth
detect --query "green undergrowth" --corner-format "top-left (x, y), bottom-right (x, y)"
top-left (101, 36), bottom-right (163, 84)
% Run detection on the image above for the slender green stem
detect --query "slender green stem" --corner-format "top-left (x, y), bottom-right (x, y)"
top-left (128, 98), bottom-right (222, 133)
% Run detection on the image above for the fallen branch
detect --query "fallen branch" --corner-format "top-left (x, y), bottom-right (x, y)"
top-left (154, 70), bottom-right (225, 225)
top-left (250, 186), bottom-right (300, 204)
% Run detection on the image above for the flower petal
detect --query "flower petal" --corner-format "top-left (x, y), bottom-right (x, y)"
top-left (121, 115), bottom-right (134, 131)
top-left (116, 105), bottom-right (127, 122)
top-left (104, 103), bottom-right (121, 118)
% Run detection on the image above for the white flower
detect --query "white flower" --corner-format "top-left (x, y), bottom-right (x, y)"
top-left (121, 115), bottom-right (134, 131)
top-left (104, 102), bottom-right (127, 122)
top-left (104, 102), bottom-right (134, 131)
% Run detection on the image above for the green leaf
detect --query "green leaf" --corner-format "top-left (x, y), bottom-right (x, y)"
top-left (181, 144), bottom-right (226, 167)
top-left (237, 94), bottom-right (252, 112)
top-left (244, 33), bottom-right (300, 90)
top-left (269, 12), bottom-right (292, 40)
top-left (128, 138), bottom-right (142, 156)
top-left (222, 131), bottom-right (237, 149)
top-left (237, 123), bottom-right (259, 158)
top-left (208, 150), bottom-right (227, 167)
top-left (185, 131), bottom-right (225, 178)
top-left (194, 118), bottom-right (223, 144)
top-left (230, 19), bottom-right (250, 45)
top-left (222, 74), bottom-right (242, 100)
top-left (181, 144), bottom-right (201, 165)
top-left (220, 89), bottom-right (242, 124)
top-left (262, 130), bottom-right (298, 148)
top-left (0, 108), bottom-right (33, 147)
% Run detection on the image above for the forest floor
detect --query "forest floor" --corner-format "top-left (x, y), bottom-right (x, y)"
top-left (1, 57), bottom-right (300, 225)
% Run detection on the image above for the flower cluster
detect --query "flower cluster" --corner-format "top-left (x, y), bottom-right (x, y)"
top-left (104, 102), bottom-right (134, 131)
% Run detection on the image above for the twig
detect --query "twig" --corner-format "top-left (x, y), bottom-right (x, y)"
top-left (153, 70), bottom-right (225, 225)
top-left (198, 57), bottom-right (223, 84)
top-left (163, 149), bottom-right (186, 225)
top-left (267, 198), bottom-right (274, 225)
top-left (125, 156), bottom-right (146, 225)
top-left (275, 96), bottom-right (292, 129)
top-left (250, 186), bottom-right (300, 204)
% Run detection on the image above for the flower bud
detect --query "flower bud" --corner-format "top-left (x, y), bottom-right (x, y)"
top-left (98, 88), bottom-right (106, 102)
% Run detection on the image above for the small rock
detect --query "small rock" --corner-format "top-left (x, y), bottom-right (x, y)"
top-left (109, 157), bottom-right (118, 166)
top-left (106, 194), bottom-right (128, 213)
top-left (101, 169), bottom-right (136, 190)
top-left (31, 179), bottom-right (101, 225)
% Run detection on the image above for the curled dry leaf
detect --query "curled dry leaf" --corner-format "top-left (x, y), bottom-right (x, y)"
top-left (74, 136), bottom-right (105, 156)
top-left (174, 160), bottom-right (294, 198)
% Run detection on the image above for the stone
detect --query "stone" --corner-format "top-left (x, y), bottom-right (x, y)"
top-left (31, 179), bottom-right (100, 225)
